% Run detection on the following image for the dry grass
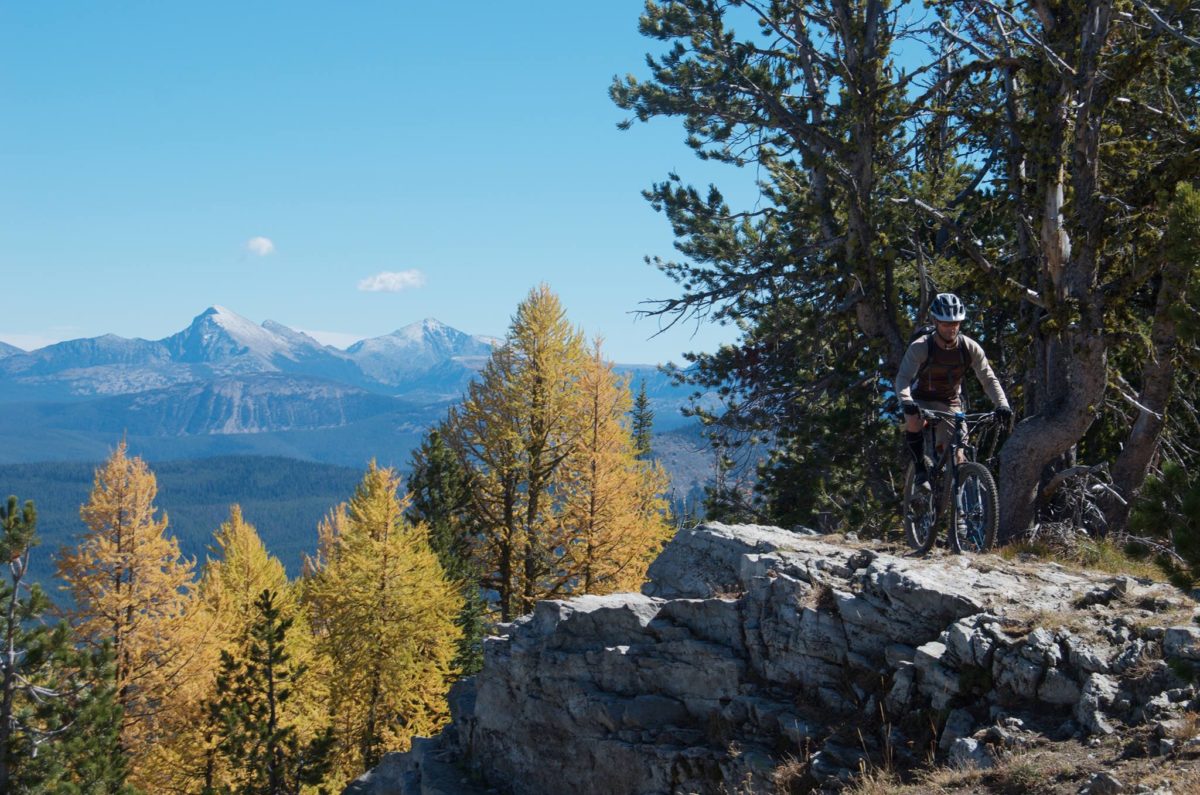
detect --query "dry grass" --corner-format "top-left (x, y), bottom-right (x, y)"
top-left (801, 581), bottom-right (839, 612)
top-left (999, 538), bottom-right (1168, 582)
top-left (1164, 711), bottom-right (1200, 743)
top-left (917, 762), bottom-right (987, 790)
top-left (989, 605), bottom-right (1097, 641)
top-left (771, 754), bottom-right (808, 794)
top-left (992, 755), bottom-right (1078, 794)
top-left (774, 737), bottom-right (1200, 794)
top-left (842, 766), bottom-right (904, 795)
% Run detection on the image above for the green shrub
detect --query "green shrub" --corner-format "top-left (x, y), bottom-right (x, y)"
top-left (1129, 462), bottom-right (1200, 587)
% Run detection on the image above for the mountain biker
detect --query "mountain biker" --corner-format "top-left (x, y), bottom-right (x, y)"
top-left (895, 293), bottom-right (1013, 495)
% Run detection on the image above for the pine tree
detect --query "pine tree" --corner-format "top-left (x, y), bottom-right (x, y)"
top-left (41, 642), bottom-right (133, 795)
top-left (0, 497), bottom-right (132, 794)
top-left (206, 589), bottom-right (333, 795)
top-left (445, 284), bottom-right (587, 619)
top-left (631, 380), bottom-right (654, 460)
top-left (200, 506), bottom-right (293, 624)
top-left (153, 506), bottom-right (326, 792)
top-left (557, 342), bottom-right (673, 594)
top-left (407, 428), bottom-right (487, 675)
top-left (56, 442), bottom-right (205, 782)
top-left (613, 1), bottom-right (1200, 540)
top-left (303, 462), bottom-right (461, 783)
top-left (407, 428), bottom-right (474, 572)
top-left (0, 496), bottom-right (44, 792)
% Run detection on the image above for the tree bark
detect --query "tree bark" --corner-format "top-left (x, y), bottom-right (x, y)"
top-left (998, 0), bottom-right (1115, 540)
top-left (1103, 257), bottom-right (1187, 529)
top-left (999, 328), bottom-right (1107, 538)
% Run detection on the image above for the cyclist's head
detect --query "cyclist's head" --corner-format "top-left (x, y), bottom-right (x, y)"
top-left (929, 293), bottom-right (967, 323)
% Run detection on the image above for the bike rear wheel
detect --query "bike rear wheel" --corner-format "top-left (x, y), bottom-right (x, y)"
top-left (903, 462), bottom-right (938, 552)
top-left (949, 461), bottom-right (999, 553)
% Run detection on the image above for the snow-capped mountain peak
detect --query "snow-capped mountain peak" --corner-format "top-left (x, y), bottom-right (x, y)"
top-left (344, 318), bottom-right (498, 385)
top-left (165, 306), bottom-right (299, 364)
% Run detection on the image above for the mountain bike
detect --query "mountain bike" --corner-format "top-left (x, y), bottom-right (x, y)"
top-left (902, 409), bottom-right (1002, 554)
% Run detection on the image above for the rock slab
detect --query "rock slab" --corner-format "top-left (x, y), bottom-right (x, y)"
top-left (355, 523), bottom-right (1200, 795)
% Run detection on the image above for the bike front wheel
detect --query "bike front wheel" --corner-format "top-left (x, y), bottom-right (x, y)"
top-left (903, 462), bottom-right (938, 552)
top-left (949, 461), bottom-right (999, 553)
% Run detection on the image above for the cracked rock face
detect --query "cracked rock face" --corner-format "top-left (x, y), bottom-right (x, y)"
top-left (351, 523), bottom-right (1200, 795)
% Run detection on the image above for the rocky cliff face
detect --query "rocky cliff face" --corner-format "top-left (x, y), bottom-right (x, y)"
top-left (349, 524), bottom-right (1200, 794)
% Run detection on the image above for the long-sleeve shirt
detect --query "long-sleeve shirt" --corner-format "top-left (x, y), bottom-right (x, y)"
top-left (894, 333), bottom-right (1009, 408)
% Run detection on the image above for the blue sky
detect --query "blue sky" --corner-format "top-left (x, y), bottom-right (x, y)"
top-left (0, 1), bottom-right (757, 364)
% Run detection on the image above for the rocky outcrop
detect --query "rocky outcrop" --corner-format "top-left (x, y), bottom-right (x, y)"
top-left (352, 523), bottom-right (1200, 794)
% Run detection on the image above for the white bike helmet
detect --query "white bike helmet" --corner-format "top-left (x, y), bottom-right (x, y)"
top-left (930, 293), bottom-right (967, 322)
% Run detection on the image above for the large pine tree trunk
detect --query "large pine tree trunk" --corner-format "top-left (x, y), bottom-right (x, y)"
top-left (838, 0), bottom-right (906, 370)
top-left (1103, 257), bottom-right (1187, 530)
top-left (999, 328), bottom-right (1107, 539)
top-left (997, 0), bottom-right (1115, 540)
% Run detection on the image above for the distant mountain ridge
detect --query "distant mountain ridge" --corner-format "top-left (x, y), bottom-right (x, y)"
top-left (0, 307), bottom-right (704, 491)
top-left (0, 306), bottom-right (503, 400)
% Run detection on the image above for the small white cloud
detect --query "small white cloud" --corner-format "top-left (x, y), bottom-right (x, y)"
top-left (246, 236), bottom-right (276, 256)
top-left (357, 269), bottom-right (427, 293)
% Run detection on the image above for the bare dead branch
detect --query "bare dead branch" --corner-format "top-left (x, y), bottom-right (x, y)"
top-left (1113, 373), bottom-right (1166, 420)
top-left (1131, 0), bottom-right (1200, 47)
top-left (1041, 464), bottom-right (1107, 501)
top-left (889, 197), bottom-right (1047, 308)
top-left (1122, 533), bottom-right (1188, 565)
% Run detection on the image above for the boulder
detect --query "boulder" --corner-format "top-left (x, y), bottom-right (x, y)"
top-left (1164, 626), bottom-right (1200, 661)
top-left (947, 737), bottom-right (995, 770)
top-left (1076, 673), bottom-right (1121, 735)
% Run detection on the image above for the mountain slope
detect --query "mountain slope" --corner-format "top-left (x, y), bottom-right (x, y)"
top-left (4, 334), bottom-right (171, 374)
top-left (35, 374), bottom-right (405, 435)
top-left (161, 306), bottom-right (368, 384)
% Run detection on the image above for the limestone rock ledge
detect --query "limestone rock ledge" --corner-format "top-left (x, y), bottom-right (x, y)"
top-left (347, 523), bottom-right (1200, 794)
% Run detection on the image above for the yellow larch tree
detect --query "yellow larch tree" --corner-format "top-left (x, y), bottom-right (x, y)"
top-left (445, 347), bottom-right (524, 622)
top-left (446, 284), bottom-right (587, 619)
top-left (557, 340), bottom-right (673, 595)
top-left (302, 462), bottom-right (461, 786)
top-left (147, 505), bottom-right (328, 792)
top-left (55, 441), bottom-right (207, 783)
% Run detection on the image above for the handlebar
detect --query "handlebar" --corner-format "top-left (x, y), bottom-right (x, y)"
top-left (918, 409), bottom-right (999, 423)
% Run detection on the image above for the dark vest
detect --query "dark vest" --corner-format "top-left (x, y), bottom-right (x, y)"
top-left (913, 335), bottom-right (971, 403)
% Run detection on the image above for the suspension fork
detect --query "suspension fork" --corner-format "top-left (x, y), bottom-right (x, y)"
top-left (947, 413), bottom-right (967, 516)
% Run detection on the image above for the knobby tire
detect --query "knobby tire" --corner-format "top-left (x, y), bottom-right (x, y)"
top-left (903, 462), bottom-right (938, 553)
top-left (949, 461), bottom-right (999, 553)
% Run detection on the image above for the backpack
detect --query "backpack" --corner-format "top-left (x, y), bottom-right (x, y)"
top-left (908, 325), bottom-right (973, 402)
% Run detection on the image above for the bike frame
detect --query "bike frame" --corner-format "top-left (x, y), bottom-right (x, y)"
top-left (920, 408), bottom-right (999, 548)
top-left (922, 408), bottom-right (993, 469)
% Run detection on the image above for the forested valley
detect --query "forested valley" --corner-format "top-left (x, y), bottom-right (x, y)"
top-left (0, 456), bottom-right (364, 589)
